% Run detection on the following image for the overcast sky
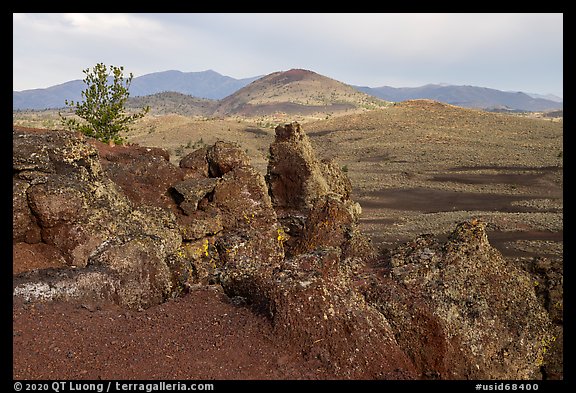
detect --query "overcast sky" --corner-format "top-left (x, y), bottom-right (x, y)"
top-left (13, 13), bottom-right (563, 97)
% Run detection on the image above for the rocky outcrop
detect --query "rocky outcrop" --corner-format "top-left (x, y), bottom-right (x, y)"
top-left (92, 140), bottom-right (183, 211)
top-left (13, 127), bottom-right (181, 309)
top-left (165, 141), bottom-right (285, 301)
top-left (529, 257), bottom-right (563, 380)
top-left (266, 122), bottom-right (333, 211)
top-left (12, 123), bottom-right (557, 380)
top-left (265, 122), bottom-right (365, 259)
top-left (363, 220), bottom-right (553, 379)
top-left (268, 247), bottom-right (417, 379)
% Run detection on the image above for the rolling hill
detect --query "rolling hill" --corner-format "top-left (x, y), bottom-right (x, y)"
top-left (211, 68), bottom-right (390, 117)
top-left (126, 92), bottom-right (218, 117)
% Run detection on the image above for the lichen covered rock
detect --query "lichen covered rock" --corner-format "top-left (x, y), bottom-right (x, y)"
top-left (266, 122), bottom-right (371, 260)
top-left (268, 247), bottom-right (417, 379)
top-left (367, 220), bottom-right (554, 379)
top-left (13, 127), bottom-right (181, 309)
top-left (266, 122), bottom-right (331, 211)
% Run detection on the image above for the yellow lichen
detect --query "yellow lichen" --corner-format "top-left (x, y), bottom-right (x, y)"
top-left (202, 238), bottom-right (209, 257)
top-left (184, 239), bottom-right (211, 260)
top-left (277, 227), bottom-right (288, 248)
top-left (535, 335), bottom-right (557, 367)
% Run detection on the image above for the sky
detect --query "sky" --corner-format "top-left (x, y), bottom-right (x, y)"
top-left (13, 13), bottom-right (563, 97)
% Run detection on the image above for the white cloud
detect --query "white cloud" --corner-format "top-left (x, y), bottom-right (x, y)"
top-left (12, 13), bottom-right (563, 96)
top-left (14, 13), bottom-right (163, 39)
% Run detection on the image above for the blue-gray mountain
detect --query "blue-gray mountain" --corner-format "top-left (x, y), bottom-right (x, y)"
top-left (355, 84), bottom-right (562, 112)
top-left (13, 70), bottom-right (260, 111)
top-left (13, 69), bottom-right (562, 112)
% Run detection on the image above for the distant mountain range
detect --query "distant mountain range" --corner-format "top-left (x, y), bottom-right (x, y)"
top-left (521, 92), bottom-right (563, 103)
top-left (355, 84), bottom-right (563, 112)
top-left (13, 70), bottom-right (260, 111)
top-left (13, 69), bottom-right (562, 112)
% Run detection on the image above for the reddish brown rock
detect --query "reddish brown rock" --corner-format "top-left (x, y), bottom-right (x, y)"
top-left (266, 122), bottom-right (330, 212)
top-left (319, 158), bottom-right (352, 199)
top-left (13, 242), bottom-right (67, 275)
top-left (268, 247), bottom-right (417, 379)
top-left (13, 126), bottom-right (182, 309)
top-left (179, 146), bottom-right (210, 177)
top-left (177, 209), bottom-right (224, 241)
top-left (40, 223), bottom-right (107, 268)
top-left (210, 163), bottom-right (285, 307)
top-left (265, 122), bottom-right (369, 259)
top-left (26, 181), bottom-right (87, 228)
top-left (371, 220), bottom-right (553, 379)
top-left (361, 272), bottom-right (467, 380)
top-left (13, 178), bottom-right (42, 243)
top-left (206, 140), bottom-right (251, 177)
top-left (213, 165), bottom-right (277, 230)
top-left (92, 139), bottom-right (184, 211)
top-left (169, 141), bottom-right (285, 308)
top-left (291, 194), bottom-right (361, 256)
top-left (170, 177), bottom-right (219, 215)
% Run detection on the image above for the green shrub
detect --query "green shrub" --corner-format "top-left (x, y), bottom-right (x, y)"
top-left (59, 63), bottom-right (149, 144)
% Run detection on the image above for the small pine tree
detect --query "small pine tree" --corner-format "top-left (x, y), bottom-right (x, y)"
top-left (59, 63), bottom-right (149, 144)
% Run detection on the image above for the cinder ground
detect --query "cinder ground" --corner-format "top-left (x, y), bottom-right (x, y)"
top-left (13, 288), bottom-right (337, 380)
top-left (303, 101), bottom-right (563, 265)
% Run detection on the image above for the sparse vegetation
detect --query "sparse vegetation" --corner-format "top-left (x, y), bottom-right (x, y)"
top-left (174, 146), bottom-right (185, 157)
